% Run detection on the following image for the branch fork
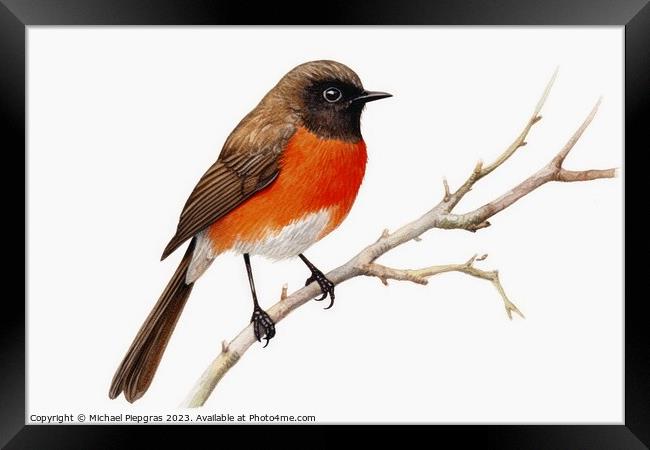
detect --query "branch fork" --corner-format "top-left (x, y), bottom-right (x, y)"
top-left (181, 69), bottom-right (616, 408)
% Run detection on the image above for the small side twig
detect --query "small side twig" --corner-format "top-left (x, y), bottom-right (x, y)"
top-left (364, 254), bottom-right (524, 320)
top-left (442, 177), bottom-right (451, 202)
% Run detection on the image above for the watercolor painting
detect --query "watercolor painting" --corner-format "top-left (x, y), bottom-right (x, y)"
top-left (109, 56), bottom-right (616, 407)
top-left (27, 28), bottom-right (622, 423)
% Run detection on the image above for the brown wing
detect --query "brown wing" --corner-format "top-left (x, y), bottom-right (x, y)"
top-left (161, 115), bottom-right (296, 260)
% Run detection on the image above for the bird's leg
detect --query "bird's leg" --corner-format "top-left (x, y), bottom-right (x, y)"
top-left (299, 254), bottom-right (335, 309)
top-left (244, 253), bottom-right (275, 347)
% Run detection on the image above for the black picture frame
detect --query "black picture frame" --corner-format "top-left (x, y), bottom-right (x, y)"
top-left (4, 0), bottom-right (644, 447)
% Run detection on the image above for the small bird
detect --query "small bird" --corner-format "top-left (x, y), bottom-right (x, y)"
top-left (109, 60), bottom-right (391, 402)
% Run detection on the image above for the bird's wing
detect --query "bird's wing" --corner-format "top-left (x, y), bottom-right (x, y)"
top-left (161, 119), bottom-right (296, 260)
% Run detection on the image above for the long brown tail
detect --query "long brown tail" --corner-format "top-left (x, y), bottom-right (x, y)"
top-left (109, 238), bottom-right (196, 402)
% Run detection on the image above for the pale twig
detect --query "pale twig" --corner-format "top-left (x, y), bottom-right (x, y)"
top-left (479, 67), bottom-right (557, 179)
top-left (364, 254), bottom-right (524, 320)
top-left (441, 68), bottom-right (558, 213)
top-left (442, 177), bottom-right (451, 202)
top-left (436, 98), bottom-right (612, 231)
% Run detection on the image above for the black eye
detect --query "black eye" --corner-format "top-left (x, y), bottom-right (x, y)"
top-left (323, 87), bottom-right (343, 103)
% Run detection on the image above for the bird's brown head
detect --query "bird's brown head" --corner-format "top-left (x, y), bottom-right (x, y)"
top-left (268, 60), bottom-right (391, 142)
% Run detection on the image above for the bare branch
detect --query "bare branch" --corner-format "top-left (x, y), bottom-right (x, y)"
top-left (437, 98), bottom-right (615, 231)
top-left (442, 68), bottom-right (558, 212)
top-left (479, 67), bottom-right (557, 179)
top-left (557, 168), bottom-right (617, 182)
top-left (181, 72), bottom-right (617, 408)
top-left (552, 97), bottom-right (601, 167)
top-left (364, 255), bottom-right (524, 320)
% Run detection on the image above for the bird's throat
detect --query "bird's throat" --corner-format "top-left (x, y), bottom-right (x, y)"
top-left (301, 104), bottom-right (364, 142)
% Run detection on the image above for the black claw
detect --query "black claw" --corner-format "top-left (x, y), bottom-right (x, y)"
top-left (305, 271), bottom-right (335, 309)
top-left (250, 306), bottom-right (276, 345)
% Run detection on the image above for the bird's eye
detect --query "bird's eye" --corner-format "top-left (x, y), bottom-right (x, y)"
top-left (323, 87), bottom-right (343, 103)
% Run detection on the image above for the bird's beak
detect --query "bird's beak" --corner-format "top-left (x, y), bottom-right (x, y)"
top-left (352, 90), bottom-right (392, 104)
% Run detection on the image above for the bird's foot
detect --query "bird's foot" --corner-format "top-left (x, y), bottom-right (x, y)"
top-left (305, 269), bottom-right (335, 310)
top-left (250, 306), bottom-right (276, 348)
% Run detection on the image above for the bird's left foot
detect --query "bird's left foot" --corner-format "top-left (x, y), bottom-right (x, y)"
top-left (251, 306), bottom-right (276, 348)
top-left (305, 269), bottom-right (335, 310)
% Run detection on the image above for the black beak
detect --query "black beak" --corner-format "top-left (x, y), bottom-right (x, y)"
top-left (352, 90), bottom-right (392, 104)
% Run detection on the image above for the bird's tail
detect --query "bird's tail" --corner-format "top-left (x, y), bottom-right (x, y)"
top-left (109, 239), bottom-right (196, 403)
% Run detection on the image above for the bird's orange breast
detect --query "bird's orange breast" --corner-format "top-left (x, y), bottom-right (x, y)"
top-left (207, 127), bottom-right (368, 255)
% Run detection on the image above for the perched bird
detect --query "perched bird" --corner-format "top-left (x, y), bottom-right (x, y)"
top-left (109, 60), bottom-right (391, 402)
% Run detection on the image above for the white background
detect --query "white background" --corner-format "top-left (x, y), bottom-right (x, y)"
top-left (27, 27), bottom-right (623, 423)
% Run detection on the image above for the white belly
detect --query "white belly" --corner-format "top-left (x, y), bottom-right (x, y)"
top-left (185, 209), bottom-right (332, 283)
top-left (233, 209), bottom-right (332, 259)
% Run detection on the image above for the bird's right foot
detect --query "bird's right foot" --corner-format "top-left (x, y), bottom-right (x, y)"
top-left (250, 306), bottom-right (276, 348)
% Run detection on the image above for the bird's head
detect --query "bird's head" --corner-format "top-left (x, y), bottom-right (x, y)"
top-left (271, 60), bottom-right (391, 142)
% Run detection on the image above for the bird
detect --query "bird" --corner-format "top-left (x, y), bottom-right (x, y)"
top-left (109, 60), bottom-right (391, 403)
